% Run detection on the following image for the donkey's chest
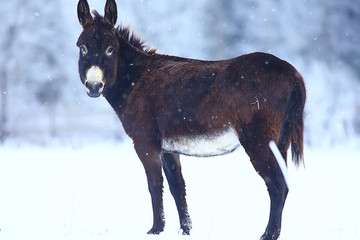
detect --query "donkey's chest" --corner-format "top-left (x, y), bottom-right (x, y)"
top-left (161, 128), bottom-right (240, 157)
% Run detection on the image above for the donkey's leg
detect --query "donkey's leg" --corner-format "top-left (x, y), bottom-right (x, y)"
top-left (162, 153), bottom-right (192, 235)
top-left (240, 120), bottom-right (288, 240)
top-left (258, 166), bottom-right (288, 240)
top-left (134, 143), bottom-right (165, 234)
top-left (145, 163), bottom-right (165, 234)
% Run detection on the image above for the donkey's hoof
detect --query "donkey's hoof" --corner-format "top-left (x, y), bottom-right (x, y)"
top-left (182, 230), bottom-right (190, 235)
top-left (147, 229), bottom-right (161, 235)
top-left (147, 227), bottom-right (163, 235)
top-left (260, 230), bottom-right (280, 240)
top-left (180, 217), bottom-right (192, 235)
top-left (180, 228), bottom-right (190, 235)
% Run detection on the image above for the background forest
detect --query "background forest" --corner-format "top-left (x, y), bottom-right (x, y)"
top-left (0, 0), bottom-right (359, 147)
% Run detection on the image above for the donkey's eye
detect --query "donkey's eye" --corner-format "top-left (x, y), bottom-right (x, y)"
top-left (106, 46), bottom-right (114, 56)
top-left (80, 45), bottom-right (88, 56)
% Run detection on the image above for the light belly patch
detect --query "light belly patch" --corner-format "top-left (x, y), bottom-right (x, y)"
top-left (161, 128), bottom-right (240, 157)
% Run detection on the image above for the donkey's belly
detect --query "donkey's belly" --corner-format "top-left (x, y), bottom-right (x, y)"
top-left (161, 128), bottom-right (240, 157)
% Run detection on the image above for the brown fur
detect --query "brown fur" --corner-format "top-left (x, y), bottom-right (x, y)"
top-left (76, 0), bottom-right (306, 239)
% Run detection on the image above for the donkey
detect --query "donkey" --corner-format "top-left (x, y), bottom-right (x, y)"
top-left (76, 0), bottom-right (306, 239)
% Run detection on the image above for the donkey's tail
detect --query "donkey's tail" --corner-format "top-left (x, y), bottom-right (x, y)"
top-left (288, 72), bottom-right (306, 166)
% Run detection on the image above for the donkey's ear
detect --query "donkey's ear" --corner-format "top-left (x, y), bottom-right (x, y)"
top-left (77, 0), bottom-right (93, 28)
top-left (104, 0), bottom-right (118, 27)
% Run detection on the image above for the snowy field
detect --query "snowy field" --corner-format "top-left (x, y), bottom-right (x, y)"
top-left (0, 141), bottom-right (359, 240)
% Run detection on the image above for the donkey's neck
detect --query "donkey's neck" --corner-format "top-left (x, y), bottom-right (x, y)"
top-left (104, 34), bottom-right (150, 113)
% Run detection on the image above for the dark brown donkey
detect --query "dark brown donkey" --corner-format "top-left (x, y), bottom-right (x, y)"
top-left (76, 0), bottom-right (306, 239)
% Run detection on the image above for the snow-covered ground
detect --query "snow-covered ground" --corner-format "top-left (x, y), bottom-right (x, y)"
top-left (0, 141), bottom-right (359, 240)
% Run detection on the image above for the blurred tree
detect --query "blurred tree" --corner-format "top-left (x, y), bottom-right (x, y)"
top-left (0, 26), bottom-right (16, 143)
top-left (36, 80), bottom-right (62, 137)
top-left (0, 0), bottom-right (67, 141)
top-left (326, 0), bottom-right (360, 77)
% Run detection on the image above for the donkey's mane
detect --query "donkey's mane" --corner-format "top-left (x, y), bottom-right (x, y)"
top-left (117, 25), bottom-right (157, 55)
top-left (92, 10), bottom-right (157, 55)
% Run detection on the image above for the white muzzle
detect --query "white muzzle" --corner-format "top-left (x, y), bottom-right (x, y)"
top-left (85, 65), bottom-right (105, 98)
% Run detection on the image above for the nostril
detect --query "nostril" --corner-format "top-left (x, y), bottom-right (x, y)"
top-left (85, 81), bottom-right (104, 93)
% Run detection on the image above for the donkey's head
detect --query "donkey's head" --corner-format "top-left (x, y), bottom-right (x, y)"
top-left (76, 0), bottom-right (118, 98)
